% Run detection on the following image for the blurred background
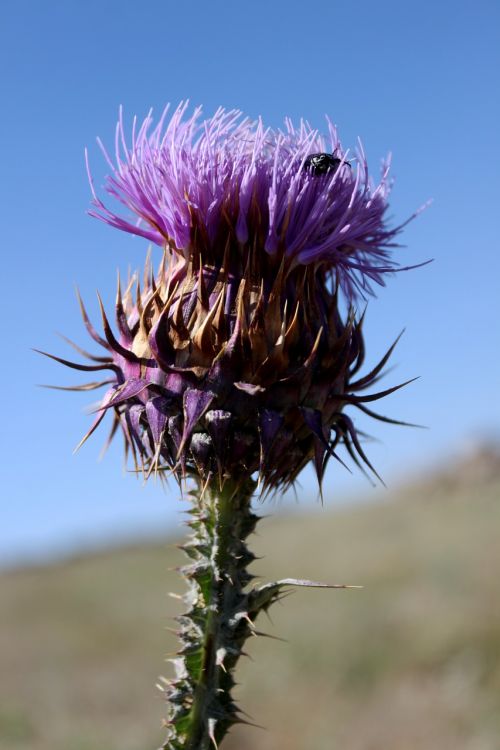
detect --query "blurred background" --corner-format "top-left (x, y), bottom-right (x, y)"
top-left (1, 1), bottom-right (499, 748)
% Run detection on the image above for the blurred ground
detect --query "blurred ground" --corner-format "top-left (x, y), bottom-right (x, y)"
top-left (1, 444), bottom-right (499, 750)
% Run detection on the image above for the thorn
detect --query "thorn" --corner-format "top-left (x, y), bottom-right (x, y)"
top-left (253, 630), bottom-right (288, 642)
top-left (163, 626), bottom-right (179, 636)
top-left (241, 613), bottom-right (256, 630)
top-left (233, 716), bottom-right (266, 730)
top-left (276, 577), bottom-right (360, 589)
top-left (208, 717), bottom-right (218, 749)
top-left (72, 409), bottom-right (107, 453)
top-left (263, 608), bottom-right (275, 626)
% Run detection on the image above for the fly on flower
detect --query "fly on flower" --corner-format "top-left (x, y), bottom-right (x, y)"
top-left (303, 151), bottom-right (351, 176)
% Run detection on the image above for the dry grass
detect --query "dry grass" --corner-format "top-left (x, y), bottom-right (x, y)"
top-left (1, 456), bottom-right (499, 749)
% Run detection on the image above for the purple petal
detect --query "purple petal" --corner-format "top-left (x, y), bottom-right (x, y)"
top-left (86, 105), bottom-right (423, 302)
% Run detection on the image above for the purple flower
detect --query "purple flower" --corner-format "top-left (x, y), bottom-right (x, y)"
top-left (42, 103), bottom-right (422, 493)
top-left (87, 103), bottom-right (421, 300)
top-left (39, 102), bottom-right (427, 750)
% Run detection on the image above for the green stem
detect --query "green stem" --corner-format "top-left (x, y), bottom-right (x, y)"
top-left (162, 476), bottom-right (259, 749)
top-left (160, 476), bottom-right (349, 749)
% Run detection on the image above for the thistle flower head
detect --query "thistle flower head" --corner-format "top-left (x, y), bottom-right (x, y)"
top-left (45, 104), bottom-right (420, 494)
top-left (88, 103), bottom-right (417, 300)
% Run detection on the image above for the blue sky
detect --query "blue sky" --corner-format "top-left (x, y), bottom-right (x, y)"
top-left (1, 0), bottom-right (499, 566)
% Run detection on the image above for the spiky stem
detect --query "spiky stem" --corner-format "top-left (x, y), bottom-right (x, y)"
top-left (160, 476), bottom-right (355, 749)
top-left (161, 476), bottom-right (262, 749)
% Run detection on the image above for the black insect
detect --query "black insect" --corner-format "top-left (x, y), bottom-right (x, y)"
top-left (303, 152), bottom-right (351, 176)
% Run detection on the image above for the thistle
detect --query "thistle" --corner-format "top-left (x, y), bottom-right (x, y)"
top-left (42, 103), bottom-right (422, 749)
